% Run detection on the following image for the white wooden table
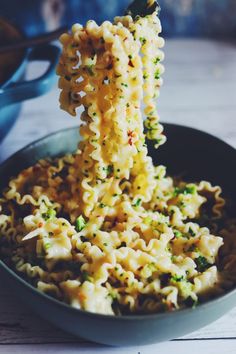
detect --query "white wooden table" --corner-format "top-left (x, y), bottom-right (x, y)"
top-left (0, 39), bottom-right (236, 353)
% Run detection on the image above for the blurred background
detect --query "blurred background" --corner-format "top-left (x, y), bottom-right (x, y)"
top-left (0, 0), bottom-right (236, 38)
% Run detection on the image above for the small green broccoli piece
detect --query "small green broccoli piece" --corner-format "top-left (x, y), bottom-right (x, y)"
top-left (171, 275), bottom-right (184, 282)
top-left (75, 215), bottom-right (86, 232)
top-left (195, 256), bottom-right (211, 272)
top-left (189, 227), bottom-right (196, 237)
top-left (139, 37), bottom-right (147, 45)
top-left (173, 230), bottom-right (182, 238)
top-left (42, 208), bottom-right (56, 221)
top-left (44, 242), bottom-right (51, 250)
top-left (174, 185), bottom-right (197, 197)
top-left (133, 198), bottom-right (142, 207)
top-left (154, 70), bottom-right (160, 80)
top-left (81, 271), bottom-right (92, 282)
top-left (144, 216), bottom-right (152, 225)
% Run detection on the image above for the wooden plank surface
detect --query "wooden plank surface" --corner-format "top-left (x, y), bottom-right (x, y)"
top-left (0, 39), bottom-right (236, 352)
top-left (0, 340), bottom-right (236, 354)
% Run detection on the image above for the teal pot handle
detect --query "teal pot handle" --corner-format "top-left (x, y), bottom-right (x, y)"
top-left (0, 44), bottom-right (60, 108)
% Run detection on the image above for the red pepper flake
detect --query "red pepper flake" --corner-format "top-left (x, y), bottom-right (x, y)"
top-left (106, 63), bottom-right (113, 70)
top-left (128, 60), bottom-right (134, 67)
top-left (127, 130), bottom-right (134, 137)
top-left (22, 170), bottom-right (29, 177)
top-left (33, 165), bottom-right (41, 173)
top-left (166, 301), bottom-right (175, 311)
top-left (112, 217), bottom-right (118, 227)
top-left (127, 130), bottom-right (134, 146)
top-left (38, 222), bottom-right (43, 228)
top-left (127, 130), bottom-right (136, 146)
top-left (77, 292), bottom-right (87, 302)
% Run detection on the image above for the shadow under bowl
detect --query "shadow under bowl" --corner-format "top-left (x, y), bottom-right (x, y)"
top-left (0, 123), bottom-right (236, 346)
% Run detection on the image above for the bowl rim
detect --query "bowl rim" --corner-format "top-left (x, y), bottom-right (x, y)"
top-left (1, 123), bottom-right (236, 321)
top-left (0, 17), bottom-right (28, 89)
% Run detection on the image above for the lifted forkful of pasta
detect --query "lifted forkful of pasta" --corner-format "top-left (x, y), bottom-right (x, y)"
top-left (57, 0), bottom-right (166, 213)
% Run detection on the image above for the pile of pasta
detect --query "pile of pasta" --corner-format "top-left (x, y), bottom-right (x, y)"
top-left (1, 9), bottom-right (236, 315)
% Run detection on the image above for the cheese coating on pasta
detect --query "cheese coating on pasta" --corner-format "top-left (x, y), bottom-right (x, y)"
top-left (0, 9), bottom-right (235, 316)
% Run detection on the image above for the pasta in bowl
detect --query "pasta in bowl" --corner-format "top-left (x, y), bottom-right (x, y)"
top-left (0, 125), bottom-right (236, 345)
top-left (0, 2), bottom-right (236, 345)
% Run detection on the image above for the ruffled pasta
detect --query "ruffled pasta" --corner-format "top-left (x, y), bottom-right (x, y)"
top-left (0, 8), bottom-right (235, 316)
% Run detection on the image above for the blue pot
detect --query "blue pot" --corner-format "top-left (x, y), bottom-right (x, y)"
top-left (0, 24), bottom-right (60, 142)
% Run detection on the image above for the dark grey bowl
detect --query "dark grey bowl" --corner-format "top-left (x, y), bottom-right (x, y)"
top-left (0, 124), bottom-right (236, 346)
